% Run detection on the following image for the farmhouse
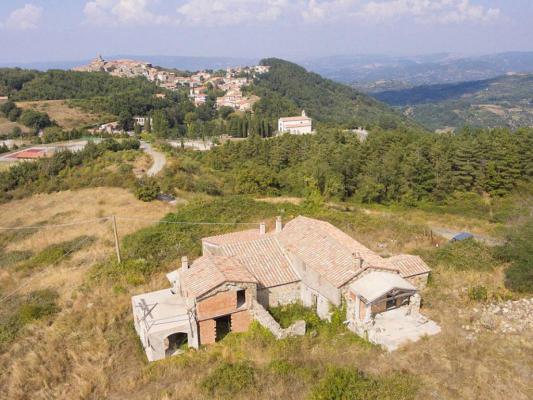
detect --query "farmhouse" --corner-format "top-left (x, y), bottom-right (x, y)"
top-left (278, 110), bottom-right (313, 135)
top-left (132, 216), bottom-right (440, 361)
top-left (133, 116), bottom-right (152, 127)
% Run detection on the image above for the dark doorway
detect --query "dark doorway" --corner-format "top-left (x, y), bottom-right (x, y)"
top-left (312, 294), bottom-right (318, 311)
top-left (165, 332), bottom-right (188, 356)
top-left (386, 297), bottom-right (396, 310)
top-left (237, 289), bottom-right (246, 308)
top-left (215, 315), bottom-right (231, 341)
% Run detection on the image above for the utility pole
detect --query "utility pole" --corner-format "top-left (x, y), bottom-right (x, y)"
top-left (112, 215), bottom-right (121, 263)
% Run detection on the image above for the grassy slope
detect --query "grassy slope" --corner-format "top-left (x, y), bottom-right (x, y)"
top-left (0, 116), bottom-right (31, 136)
top-left (0, 189), bottom-right (531, 399)
top-left (16, 100), bottom-right (113, 129)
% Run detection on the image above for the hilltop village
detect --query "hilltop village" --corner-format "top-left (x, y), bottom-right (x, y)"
top-left (74, 55), bottom-right (269, 112)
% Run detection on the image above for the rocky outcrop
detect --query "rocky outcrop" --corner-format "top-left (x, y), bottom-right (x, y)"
top-left (463, 298), bottom-right (533, 338)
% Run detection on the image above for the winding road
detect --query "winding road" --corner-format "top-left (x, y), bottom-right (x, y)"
top-left (140, 141), bottom-right (166, 177)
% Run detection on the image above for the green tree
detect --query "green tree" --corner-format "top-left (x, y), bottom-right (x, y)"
top-left (152, 110), bottom-right (169, 138)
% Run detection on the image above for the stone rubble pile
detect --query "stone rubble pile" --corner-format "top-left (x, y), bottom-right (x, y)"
top-left (463, 298), bottom-right (533, 337)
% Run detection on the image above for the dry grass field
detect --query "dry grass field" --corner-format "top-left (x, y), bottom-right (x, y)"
top-left (0, 116), bottom-right (31, 136)
top-left (0, 189), bottom-right (531, 400)
top-left (16, 100), bottom-right (113, 129)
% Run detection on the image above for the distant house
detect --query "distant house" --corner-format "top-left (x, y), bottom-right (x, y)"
top-left (96, 121), bottom-right (122, 135)
top-left (193, 94), bottom-right (208, 106)
top-left (132, 216), bottom-right (439, 361)
top-left (278, 110), bottom-right (313, 135)
top-left (348, 127), bottom-right (369, 141)
top-left (133, 116), bottom-right (152, 127)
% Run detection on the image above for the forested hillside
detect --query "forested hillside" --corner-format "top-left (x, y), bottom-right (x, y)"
top-left (250, 58), bottom-right (422, 130)
top-left (196, 127), bottom-right (533, 203)
top-left (374, 74), bottom-right (533, 131)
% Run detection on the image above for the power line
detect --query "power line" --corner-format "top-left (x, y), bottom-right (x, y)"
top-left (0, 217), bottom-right (111, 231)
top-left (0, 216), bottom-right (261, 231)
top-left (116, 216), bottom-right (260, 226)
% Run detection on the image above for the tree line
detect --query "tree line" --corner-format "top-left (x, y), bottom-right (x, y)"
top-left (201, 127), bottom-right (533, 203)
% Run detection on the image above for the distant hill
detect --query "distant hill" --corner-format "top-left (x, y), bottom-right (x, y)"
top-left (251, 58), bottom-right (422, 130)
top-left (375, 74), bottom-right (533, 131)
top-left (0, 55), bottom-right (259, 72)
top-left (303, 52), bottom-right (533, 90)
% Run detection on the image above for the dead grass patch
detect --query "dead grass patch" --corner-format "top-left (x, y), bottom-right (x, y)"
top-left (16, 100), bottom-right (112, 129)
top-left (0, 116), bottom-right (31, 135)
top-left (0, 193), bottom-right (531, 399)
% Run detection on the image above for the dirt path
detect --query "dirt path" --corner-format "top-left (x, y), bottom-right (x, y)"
top-left (140, 141), bottom-right (166, 177)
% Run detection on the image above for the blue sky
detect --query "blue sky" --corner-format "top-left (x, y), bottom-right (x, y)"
top-left (0, 0), bottom-right (532, 63)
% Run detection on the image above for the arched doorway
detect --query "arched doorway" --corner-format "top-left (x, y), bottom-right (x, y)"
top-left (164, 332), bottom-right (188, 357)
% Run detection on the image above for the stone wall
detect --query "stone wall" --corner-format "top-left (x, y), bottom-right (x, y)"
top-left (284, 250), bottom-right (341, 306)
top-left (257, 282), bottom-right (300, 308)
top-left (250, 300), bottom-right (306, 339)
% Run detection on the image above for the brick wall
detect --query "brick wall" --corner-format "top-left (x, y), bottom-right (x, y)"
top-left (257, 282), bottom-right (300, 308)
top-left (231, 310), bottom-right (252, 333)
top-left (199, 319), bottom-right (216, 345)
top-left (197, 290), bottom-right (237, 321)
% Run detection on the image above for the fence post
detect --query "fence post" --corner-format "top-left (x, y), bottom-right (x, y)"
top-left (112, 215), bottom-right (121, 263)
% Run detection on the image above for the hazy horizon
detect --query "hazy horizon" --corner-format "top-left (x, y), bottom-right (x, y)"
top-left (1, 1), bottom-right (532, 64)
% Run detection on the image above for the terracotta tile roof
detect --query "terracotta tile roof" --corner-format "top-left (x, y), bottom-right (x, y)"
top-left (218, 236), bottom-right (299, 288)
top-left (279, 116), bottom-right (312, 122)
top-left (13, 149), bottom-right (48, 159)
top-left (181, 255), bottom-right (257, 298)
top-left (202, 228), bottom-right (262, 246)
top-left (278, 216), bottom-right (392, 288)
top-left (384, 255), bottom-right (431, 278)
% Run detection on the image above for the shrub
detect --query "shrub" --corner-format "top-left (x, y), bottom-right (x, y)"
top-left (135, 178), bottom-right (160, 202)
top-left (19, 109), bottom-right (52, 129)
top-left (269, 302), bottom-right (322, 330)
top-left (309, 368), bottom-right (418, 400)
top-left (90, 258), bottom-right (154, 286)
top-left (419, 239), bottom-right (496, 271)
top-left (496, 218), bottom-right (533, 293)
top-left (200, 361), bottom-right (256, 397)
top-left (468, 285), bottom-right (488, 302)
top-left (21, 236), bottom-right (95, 270)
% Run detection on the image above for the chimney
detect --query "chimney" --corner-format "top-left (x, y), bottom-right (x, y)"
top-left (275, 216), bottom-right (283, 233)
top-left (353, 252), bottom-right (363, 269)
top-left (181, 256), bottom-right (189, 270)
top-left (259, 222), bottom-right (266, 235)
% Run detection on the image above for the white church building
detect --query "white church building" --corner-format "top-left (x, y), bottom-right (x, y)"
top-left (278, 110), bottom-right (313, 135)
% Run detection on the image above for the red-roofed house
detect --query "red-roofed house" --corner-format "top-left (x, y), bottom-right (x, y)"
top-left (133, 215), bottom-right (438, 361)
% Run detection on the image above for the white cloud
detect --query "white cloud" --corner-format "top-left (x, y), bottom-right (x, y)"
top-left (4, 3), bottom-right (43, 30)
top-left (82, 0), bottom-right (501, 27)
top-left (353, 0), bottom-right (500, 23)
top-left (84, 0), bottom-right (170, 25)
top-left (300, 0), bottom-right (500, 23)
top-left (176, 0), bottom-right (289, 26)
